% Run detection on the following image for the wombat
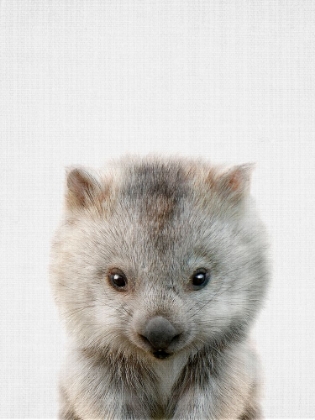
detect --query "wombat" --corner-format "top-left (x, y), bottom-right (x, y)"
top-left (50, 156), bottom-right (270, 419)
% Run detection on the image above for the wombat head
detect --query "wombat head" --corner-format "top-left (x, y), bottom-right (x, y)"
top-left (50, 156), bottom-right (269, 360)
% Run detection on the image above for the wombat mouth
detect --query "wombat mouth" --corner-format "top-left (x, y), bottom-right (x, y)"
top-left (153, 350), bottom-right (171, 359)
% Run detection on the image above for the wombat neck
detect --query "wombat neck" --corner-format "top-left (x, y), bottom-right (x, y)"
top-left (152, 350), bottom-right (191, 407)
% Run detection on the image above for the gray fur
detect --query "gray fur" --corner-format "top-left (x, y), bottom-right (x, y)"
top-left (50, 156), bottom-right (270, 419)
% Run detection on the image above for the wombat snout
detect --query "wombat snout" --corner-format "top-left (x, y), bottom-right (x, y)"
top-left (139, 316), bottom-right (181, 354)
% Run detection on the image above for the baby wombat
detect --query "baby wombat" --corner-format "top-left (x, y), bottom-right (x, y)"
top-left (50, 156), bottom-right (270, 419)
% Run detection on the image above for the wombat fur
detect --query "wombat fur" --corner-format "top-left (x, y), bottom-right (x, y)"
top-left (50, 156), bottom-right (270, 419)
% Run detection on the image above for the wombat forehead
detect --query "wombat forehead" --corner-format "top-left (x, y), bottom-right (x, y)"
top-left (119, 161), bottom-right (193, 225)
top-left (121, 162), bottom-right (188, 200)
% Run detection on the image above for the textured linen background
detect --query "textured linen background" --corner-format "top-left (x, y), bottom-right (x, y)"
top-left (1, 0), bottom-right (315, 418)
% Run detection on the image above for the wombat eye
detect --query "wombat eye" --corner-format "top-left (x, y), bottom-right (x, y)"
top-left (108, 269), bottom-right (128, 290)
top-left (191, 269), bottom-right (210, 289)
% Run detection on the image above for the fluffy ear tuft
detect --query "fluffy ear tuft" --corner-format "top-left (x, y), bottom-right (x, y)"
top-left (65, 167), bottom-right (102, 210)
top-left (216, 163), bottom-right (255, 202)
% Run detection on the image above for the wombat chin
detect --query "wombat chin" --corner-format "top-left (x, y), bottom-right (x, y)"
top-left (50, 155), bottom-right (270, 419)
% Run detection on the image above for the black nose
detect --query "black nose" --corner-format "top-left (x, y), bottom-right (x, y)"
top-left (141, 316), bottom-right (180, 350)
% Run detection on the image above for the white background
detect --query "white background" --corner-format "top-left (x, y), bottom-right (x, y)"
top-left (1, 0), bottom-right (315, 418)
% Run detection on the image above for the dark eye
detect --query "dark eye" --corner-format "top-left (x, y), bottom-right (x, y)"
top-left (108, 269), bottom-right (128, 290)
top-left (191, 269), bottom-right (210, 289)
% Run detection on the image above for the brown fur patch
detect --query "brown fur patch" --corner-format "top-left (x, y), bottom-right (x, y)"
top-left (122, 161), bottom-right (189, 234)
top-left (145, 194), bottom-right (176, 230)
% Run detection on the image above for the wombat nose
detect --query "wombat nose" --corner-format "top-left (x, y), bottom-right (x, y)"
top-left (141, 316), bottom-right (180, 350)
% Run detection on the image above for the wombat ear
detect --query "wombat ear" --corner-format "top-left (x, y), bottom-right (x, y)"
top-left (216, 163), bottom-right (255, 202)
top-left (65, 167), bottom-right (102, 210)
